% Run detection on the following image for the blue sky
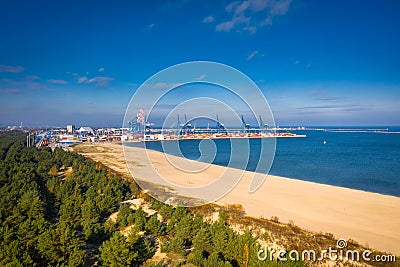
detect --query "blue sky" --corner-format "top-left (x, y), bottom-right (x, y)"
top-left (0, 0), bottom-right (399, 127)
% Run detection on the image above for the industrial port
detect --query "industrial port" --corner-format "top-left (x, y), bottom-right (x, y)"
top-left (8, 111), bottom-right (307, 149)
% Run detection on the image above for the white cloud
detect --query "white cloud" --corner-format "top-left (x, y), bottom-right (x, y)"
top-left (78, 76), bottom-right (114, 87)
top-left (153, 82), bottom-right (181, 89)
top-left (243, 26), bottom-right (257, 34)
top-left (0, 88), bottom-right (23, 94)
top-left (2, 77), bottom-right (48, 90)
top-left (226, 1), bottom-right (240, 12)
top-left (216, 21), bottom-right (236, 32)
top-left (0, 64), bottom-right (24, 73)
top-left (202, 15), bottom-right (215, 23)
top-left (216, 13), bottom-right (250, 32)
top-left (143, 82), bottom-right (183, 89)
top-left (194, 74), bottom-right (206, 80)
top-left (215, 0), bottom-right (292, 34)
top-left (147, 23), bottom-right (155, 30)
top-left (260, 16), bottom-right (272, 26)
top-left (153, 82), bottom-right (169, 89)
top-left (215, 21), bottom-right (235, 32)
top-left (270, 0), bottom-right (292, 15)
top-left (247, 50), bottom-right (264, 60)
top-left (127, 82), bottom-right (139, 87)
top-left (247, 50), bottom-right (259, 60)
top-left (78, 77), bottom-right (87, 84)
top-left (99, 67), bottom-right (105, 72)
top-left (235, 1), bottom-right (250, 14)
top-left (47, 79), bottom-right (68, 84)
top-left (248, 0), bottom-right (270, 11)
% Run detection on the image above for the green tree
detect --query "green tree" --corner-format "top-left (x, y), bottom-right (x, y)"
top-left (98, 194), bottom-right (117, 215)
top-left (99, 230), bottom-right (154, 267)
top-left (204, 252), bottom-right (233, 267)
top-left (134, 206), bottom-right (147, 231)
top-left (49, 165), bottom-right (58, 177)
top-left (59, 194), bottom-right (84, 227)
top-left (16, 216), bottom-right (48, 252)
top-left (165, 236), bottom-right (185, 256)
top-left (81, 197), bottom-right (101, 223)
top-left (0, 239), bottom-right (35, 267)
top-left (116, 204), bottom-right (134, 227)
top-left (145, 215), bottom-right (165, 236)
top-left (171, 206), bottom-right (187, 222)
top-left (193, 226), bottom-right (213, 255)
top-left (37, 222), bottom-right (85, 266)
top-left (17, 190), bottom-right (45, 218)
top-left (192, 212), bottom-right (207, 232)
top-left (158, 203), bottom-right (174, 221)
top-left (104, 219), bottom-right (116, 235)
top-left (175, 214), bottom-right (193, 244)
top-left (99, 232), bottom-right (137, 267)
top-left (129, 182), bottom-right (140, 198)
top-left (210, 220), bottom-right (230, 254)
top-left (82, 221), bottom-right (104, 243)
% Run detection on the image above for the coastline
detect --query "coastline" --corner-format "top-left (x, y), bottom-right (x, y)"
top-left (72, 142), bottom-right (400, 255)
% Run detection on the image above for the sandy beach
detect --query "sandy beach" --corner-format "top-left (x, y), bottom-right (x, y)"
top-left (73, 142), bottom-right (400, 255)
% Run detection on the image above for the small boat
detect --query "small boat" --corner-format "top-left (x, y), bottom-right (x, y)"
top-left (323, 140), bottom-right (327, 144)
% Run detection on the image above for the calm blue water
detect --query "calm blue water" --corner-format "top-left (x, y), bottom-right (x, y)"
top-left (127, 127), bottom-right (400, 196)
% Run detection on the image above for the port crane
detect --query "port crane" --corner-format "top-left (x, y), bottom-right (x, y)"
top-left (241, 115), bottom-right (250, 133)
top-left (129, 108), bottom-right (147, 134)
top-left (216, 115), bottom-right (226, 134)
top-left (184, 114), bottom-right (192, 134)
top-left (259, 115), bottom-right (269, 133)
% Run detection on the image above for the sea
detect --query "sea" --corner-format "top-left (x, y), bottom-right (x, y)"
top-left (126, 127), bottom-right (400, 197)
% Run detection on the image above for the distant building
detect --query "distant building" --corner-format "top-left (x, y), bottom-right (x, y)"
top-left (67, 125), bottom-right (75, 133)
top-left (77, 126), bottom-right (94, 135)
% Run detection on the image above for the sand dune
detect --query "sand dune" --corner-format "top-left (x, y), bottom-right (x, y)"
top-left (74, 142), bottom-right (400, 255)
